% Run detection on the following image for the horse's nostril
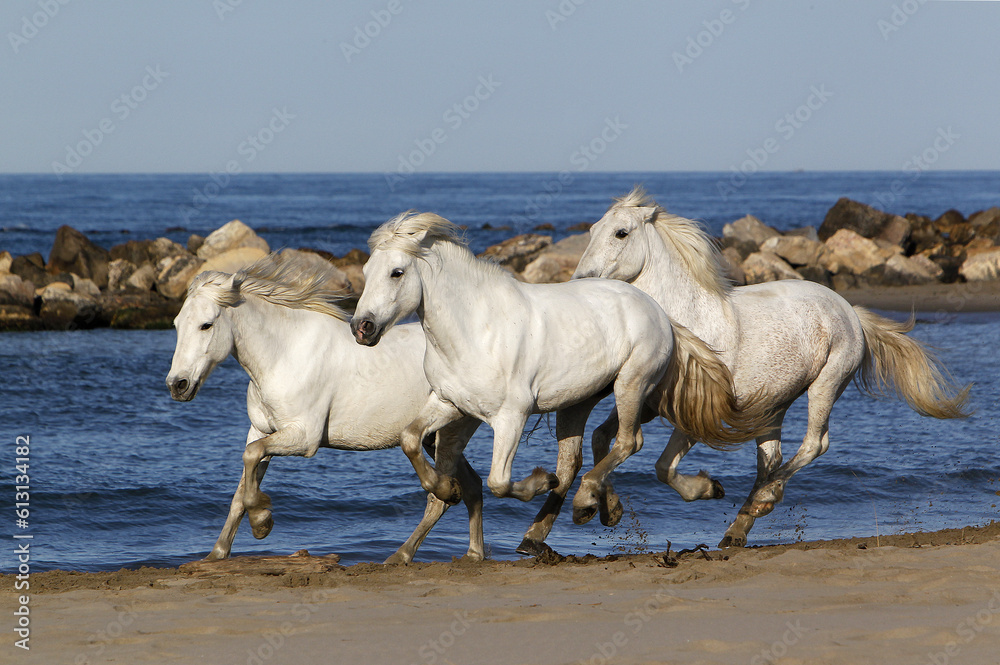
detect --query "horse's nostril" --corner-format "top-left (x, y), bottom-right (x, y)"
top-left (176, 378), bottom-right (189, 393)
top-left (360, 320), bottom-right (374, 335)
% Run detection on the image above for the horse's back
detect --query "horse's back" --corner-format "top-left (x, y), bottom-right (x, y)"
top-left (729, 279), bottom-right (864, 399)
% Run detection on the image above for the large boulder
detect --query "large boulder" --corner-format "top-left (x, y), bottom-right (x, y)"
top-left (521, 233), bottom-right (589, 284)
top-left (197, 220), bottom-right (269, 260)
top-left (47, 225), bottom-right (111, 289)
top-left (480, 234), bottom-right (553, 273)
top-left (0, 251), bottom-right (12, 273)
top-left (881, 254), bottom-right (939, 286)
top-left (758, 235), bottom-right (826, 267)
top-left (719, 247), bottom-right (745, 285)
top-left (10, 253), bottom-right (55, 288)
top-left (200, 247), bottom-right (269, 276)
top-left (721, 215), bottom-right (780, 258)
top-left (821, 229), bottom-right (886, 275)
top-left (959, 248), bottom-right (1000, 281)
top-left (968, 207), bottom-right (1000, 229)
top-left (0, 273), bottom-right (35, 307)
top-left (156, 255), bottom-right (206, 299)
top-left (107, 259), bottom-right (137, 291)
top-left (741, 251), bottom-right (803, 285)
top-left (819, 198), bottom-right (911, 247)
top-left (38, 282), bottom-right (101, 329)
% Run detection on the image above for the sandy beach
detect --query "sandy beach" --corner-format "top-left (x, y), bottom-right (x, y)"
top-left (6, 523), bottom-right (999, 665)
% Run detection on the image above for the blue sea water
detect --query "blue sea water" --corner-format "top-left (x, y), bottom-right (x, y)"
top-left (1, 172), bottom-right (998, 572)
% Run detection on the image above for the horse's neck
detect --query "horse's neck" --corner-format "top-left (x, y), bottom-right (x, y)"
top-left (228, 298), bottom-right (348, 387)
top-left (418, 250), bottom-right (515, 357)
top-left (637, 234), bottom-right (736, 350)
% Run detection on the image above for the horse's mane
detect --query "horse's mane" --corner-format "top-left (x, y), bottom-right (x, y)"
top-left (612, 186), bottom-right (732, 297)
top-left (369, 210), bottom-right (509, 278)
top-left (369, 210), bottom-right (464, 255)
top-left (188, 253), bottom-right (351, 321)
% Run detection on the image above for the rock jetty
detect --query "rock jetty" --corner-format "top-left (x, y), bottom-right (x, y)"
top-left (2, 198), bottom-right (998, 331)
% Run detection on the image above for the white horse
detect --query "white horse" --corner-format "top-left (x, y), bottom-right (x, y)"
top-left (350, 211), bottom-right (769, 555)
top-left (165, 253), bottom-right (483, 563)
top-left (574, 187), bottom-right (971, 547)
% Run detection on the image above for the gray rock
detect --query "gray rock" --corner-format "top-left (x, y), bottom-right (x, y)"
top-left (47, 225), bottom-right (111, 288)
top-left (722, 215), bottom-right (780, 248)
top-left (479, 234), bottom-right (553, 273)
top-left (819, 198), bottom-right (911, 247)
top-left (759, 235), bottom-right (826, 267)
top-left (0, 273), bottom-right (35, 307)
top-left (108, 259), bottom-right (138, 291)
top-left (742, 251), bottom-right (803, 285)
top-left (959, 248), bottom-right (1000, 281)
top-left (197, 220), bottom-right (270, 260)
top-left (156, 254), bottom-right (206, 299)
top-left (821, 229), bottom-right (886, 275)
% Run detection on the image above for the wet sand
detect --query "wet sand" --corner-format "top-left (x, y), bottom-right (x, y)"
top-left (6, 522), bottom-right (1000, 665)
top-left (838, 280), bottom-right (1000, 313)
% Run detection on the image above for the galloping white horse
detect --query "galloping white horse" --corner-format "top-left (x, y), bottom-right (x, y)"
top-left (574, 187), bottom-right (971, 547)
top-left (350, 211), bottom-right (769, 555)
top-left (166, 254), bottom-right (483, 563)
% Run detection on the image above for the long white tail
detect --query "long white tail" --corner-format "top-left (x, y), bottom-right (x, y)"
top-left (658, 322), bottom-right (771, 449)
top-left (854, 307), bottom-right (971, 419)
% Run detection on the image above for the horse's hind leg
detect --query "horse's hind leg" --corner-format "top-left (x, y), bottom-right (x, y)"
top-left (516, 397), bottom-right (600, 556)
top-left (593, 405), bottom-right (659, 527)
top-left (206, 458), bottom-right (271, 559)
top-left (653, 430), bottom-right (724, 501)
top-left (719, 412), bottom-right (785, 548)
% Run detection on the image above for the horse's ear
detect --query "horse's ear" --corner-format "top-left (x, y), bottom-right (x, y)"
top-left (407, 228), bottom-right (430, 244)
top-left (639, 206), bottom-right (658, 223)
top-left (220, 274), bottom-right (245, 308)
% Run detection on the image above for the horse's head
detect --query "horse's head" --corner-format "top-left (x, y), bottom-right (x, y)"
top-left (166, 272), bottom-right (238, 401)
top-left (574, 191), bottom-right (657, 283)
top-left (352, 211), bottom-right (458, 346)
top-left (351, 246), bottom-right (422, 346)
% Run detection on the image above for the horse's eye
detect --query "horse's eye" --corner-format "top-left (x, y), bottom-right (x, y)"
top-left (200, 322), bottom-right (213, 331)
top-left (615, 229), bottom-right (629, 239)
top-left (391, 268), bottom-right (404, 278)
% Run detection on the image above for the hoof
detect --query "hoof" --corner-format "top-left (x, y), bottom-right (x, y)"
top-left (718, 534), bottom-right (746, 548)
top-left (516, 537), bottom-right (547, 557)
top-left (710, 478), bottom-right (726, 499)
top-left (434, 476), bottom-right (463, 506)
top-left (599, 493), bottom-right (624, 528)
top-left (250, 510), bottom-right (273, 540)
top-left (383, 551), bottom-right (410, 565)
top-left (748, 500), bottom-right (774, 518)
top-left (573, 503), bottom-right (598, 525)
top-left (459, 551), bottom-right (485, 563)
top-left (203, 548), bottom-right (228, 561)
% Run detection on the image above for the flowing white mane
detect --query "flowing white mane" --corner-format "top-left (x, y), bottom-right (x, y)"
top-left (369, 211), bottom-right (464, 255)
top-left (612, 186), bottom-right (732, 298)
top-left (188, 253), bottom-right (351, 321)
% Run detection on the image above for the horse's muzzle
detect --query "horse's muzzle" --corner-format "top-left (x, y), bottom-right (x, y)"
top-left (167, 376), bottom-right (198, 402)
top-left (351, 317), bottom-right (383, 346)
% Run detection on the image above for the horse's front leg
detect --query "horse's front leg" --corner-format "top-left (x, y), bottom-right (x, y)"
top-left (400, 394), bottom-right (466, 504)
top-left (517, 396), bottom-right (601, 556)
top-left (241, 425), bottom-right (316, 539)
top-left (486, 410), bottom-right (554, 501)
top-left (388, 417), bottom-right (482, 564)
top-left (206, 454), bottom-right (271, 559)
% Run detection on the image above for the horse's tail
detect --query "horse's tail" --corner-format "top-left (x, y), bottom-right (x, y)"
top-left (854, 306), bottom-right (971, 419)
top-left (658, 322), bottom-right (771, 449)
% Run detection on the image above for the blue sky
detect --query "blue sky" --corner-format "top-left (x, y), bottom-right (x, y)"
top-left (1, 0), bottom-right (998, 174)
